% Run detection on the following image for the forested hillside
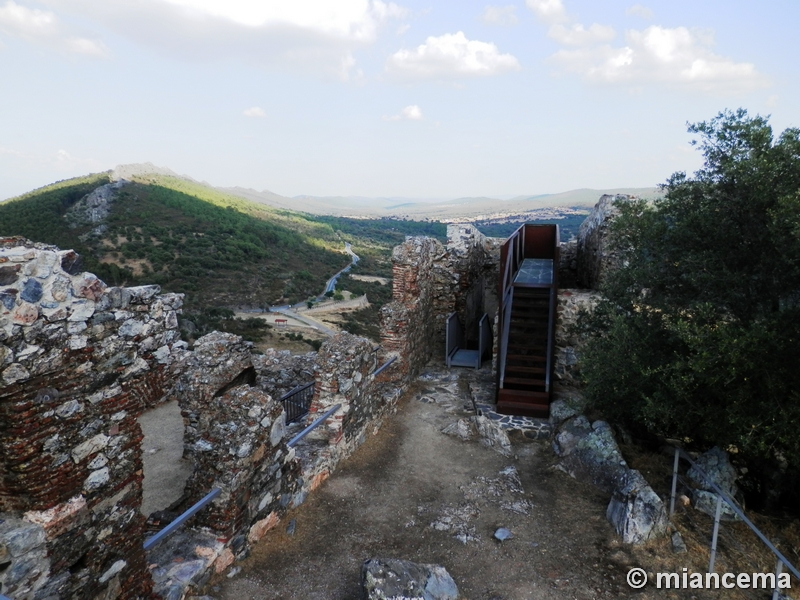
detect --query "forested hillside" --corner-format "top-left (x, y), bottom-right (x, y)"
top-left (0, 171), bottom-right (447, 320)
top-left (0, 174), bottom-right (351, 309)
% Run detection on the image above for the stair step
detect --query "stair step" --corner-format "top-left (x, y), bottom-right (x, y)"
top-left (506, 354), bottom-right (547, 361)
top-left (496, 390), bottom-right (550, 418)
top-left (504, 366), bottom-right (545, 374)
top-left (510, 318), bottom-right (548, 324)
top-left (507, 336), bottom-right (547, 352)
top-left (503, 377), bottom-right (546, 387)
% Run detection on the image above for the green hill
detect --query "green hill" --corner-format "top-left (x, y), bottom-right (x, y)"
top-left (0, 170), bottom-right (449, 344)
top-left (0, 172), bottom-right (350, 308)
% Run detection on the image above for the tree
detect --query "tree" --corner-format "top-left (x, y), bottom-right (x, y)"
top-left (582, 110), bottom-right (800, 501)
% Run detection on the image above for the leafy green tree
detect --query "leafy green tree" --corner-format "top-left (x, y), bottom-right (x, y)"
top-left (582, 110), bottom-right (800, 500)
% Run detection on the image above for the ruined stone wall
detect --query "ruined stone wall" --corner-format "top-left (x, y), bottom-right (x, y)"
top-left (432, 225), bottom-right (501, 350)
top-left (252, 348), bottom-right (316, 400)
top-left (300, 332), bottom-right (402, 494)
top-left (380, 226), bottom-right (500, 381)
top-left (576, 194), bottom-right (630, 290)
top-left (0, 237), bottom-right (184, 600)
top-left (380, 237), bottom-right (442, 381)
top-left (554, 290), bottom-right (601, 387)
top-left (168, 333), bottom-right (301, 543)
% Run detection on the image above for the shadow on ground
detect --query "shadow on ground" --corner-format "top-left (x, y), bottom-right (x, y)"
top-left (203, 364), bottom-right (702, 600)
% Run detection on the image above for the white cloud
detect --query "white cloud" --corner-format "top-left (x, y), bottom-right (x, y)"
top-left (158, 0), bottom-right (406, 41)
top-left (481, 5), bottom-right (518, 26)
top-left (383, 104), bottom-right (423, 121)
top-left (525, 0), bottom-right (567, 24)
top-left (548, 22), bottom-right (614, 46)
top-left (35, 0), bottom-right (408, 77)
top-left (0, 0), bottom-right (108, 56)
top-left (527, 0), bottom-right (767, 93)
top-left (386, 31), bottom-right (520, 79)
top-left (626, 4), bottom-right (654, 20)
top-left (242, 106), bottom-right (266, 118)
top-left (551, 25), bottom-right (768, 92)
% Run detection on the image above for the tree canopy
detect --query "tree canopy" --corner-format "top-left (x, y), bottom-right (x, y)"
top-left (582, 109), bottom-right (800, 500)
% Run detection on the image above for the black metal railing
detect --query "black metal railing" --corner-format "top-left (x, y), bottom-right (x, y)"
top-left (279, 382), bottom-right (315, 424)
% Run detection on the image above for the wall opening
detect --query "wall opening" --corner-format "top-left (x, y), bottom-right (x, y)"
top-left (138, 400), bottom-right (193, 518)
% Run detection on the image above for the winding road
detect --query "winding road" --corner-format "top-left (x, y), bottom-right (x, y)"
top-left (268, 243), bottom-right (360, 337)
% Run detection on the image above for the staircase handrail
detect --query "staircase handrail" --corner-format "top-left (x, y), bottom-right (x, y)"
top-left (544, 226), bottom-right (560, 392)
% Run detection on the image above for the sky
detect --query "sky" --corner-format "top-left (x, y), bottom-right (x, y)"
top-left (1, 0), bottom-right (797, 201)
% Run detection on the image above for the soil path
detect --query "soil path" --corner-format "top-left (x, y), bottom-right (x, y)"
top-left (206, 367), bottom-right (696, 600)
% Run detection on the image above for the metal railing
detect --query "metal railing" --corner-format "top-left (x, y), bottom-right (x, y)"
top-left (668, 446), bottom-right (799, 598)
top-left (373, 356), bottom-right (396, 377)
top-left (287, 403), bottom-right (342, 448)
top-left (478, 313), bottom-right (492, 362)
top-left (279, 382), bottom-right (315, 424)
top-left (143, 487), bottom-right (221, 551)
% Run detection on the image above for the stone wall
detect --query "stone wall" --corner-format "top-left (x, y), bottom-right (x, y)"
top-left (380, 225), bottom-right (500, 381)
top-left (575, 194), bottom-right (630, 290)
top-left (299, 332), bottom-right (402, 496)
top-left (252, 348), bottom-right (316, 400)
top-left (167, 332), bottom-right (302, 542)
top-left (554, 290), bottom-right (600, 387)
top-left (0, 237), bottom-right (184, 600)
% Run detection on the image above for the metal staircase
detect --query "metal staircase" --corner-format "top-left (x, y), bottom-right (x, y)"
top-left (496, 224), bottom-right (559, 417)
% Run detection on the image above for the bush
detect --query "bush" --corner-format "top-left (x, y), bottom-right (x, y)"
top-left (582, 109), bottom-right (800, 505)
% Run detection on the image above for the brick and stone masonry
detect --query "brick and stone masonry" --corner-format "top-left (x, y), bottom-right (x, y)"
top-left (1, 204), bottom-right (609, 598)
top-left (380, 225), bottom-right (500, 382)
top-left (0, 237), bottom-right (184, 599)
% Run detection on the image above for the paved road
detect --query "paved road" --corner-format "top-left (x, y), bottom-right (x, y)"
top-left (323, 242), bottom-right (359, 295)
top-left (268, 243), bottom-right (360, 337)
top-left (270, 306), bottom-right (337, 337)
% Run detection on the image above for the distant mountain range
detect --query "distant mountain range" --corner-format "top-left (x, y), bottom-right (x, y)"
top-left (223, 186), bottom-right (661, 219)
top-left (100, 162), bottom-right (660, 219)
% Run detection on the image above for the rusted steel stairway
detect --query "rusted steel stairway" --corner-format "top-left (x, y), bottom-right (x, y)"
top-left (496, 224), bottom-right (559, 417)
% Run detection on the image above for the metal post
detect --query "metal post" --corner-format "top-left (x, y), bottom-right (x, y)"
top-left (669, 446), bottom-right (680, 516)
top-left (772, 560), bottom-right (783, 600)
top-left (708, 494), bottom-right (723, 573)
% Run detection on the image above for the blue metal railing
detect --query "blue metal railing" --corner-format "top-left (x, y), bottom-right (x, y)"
top-left (143, 487), bottom-right (221, 551)
top-left (373, 356), bottom-right (396, 377)
top-left (287, 403), bottom-right (341, 448)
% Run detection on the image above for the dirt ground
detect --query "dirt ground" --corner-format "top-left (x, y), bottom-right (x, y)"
top-left (199, 365), bottom-right (797, 600)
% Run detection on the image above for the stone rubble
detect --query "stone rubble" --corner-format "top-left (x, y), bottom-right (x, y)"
top-left (362, 558), bottom-right (460, 600)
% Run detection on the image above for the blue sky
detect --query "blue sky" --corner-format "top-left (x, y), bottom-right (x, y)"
top-left (1, 0), bottom-right (797, 200)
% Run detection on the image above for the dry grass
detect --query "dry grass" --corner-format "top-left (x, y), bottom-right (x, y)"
top-left (621, 443), bottom-right (800, 598)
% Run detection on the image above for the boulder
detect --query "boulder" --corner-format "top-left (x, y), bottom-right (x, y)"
top-left (362, 558), bottom-right (459, 600)
top-left (691, 490), bottom-right (741, 521)
top-left (470, 415), bottom-right (511, 456)
top-left (687, 446), bottom-right (739, 497)
top-left (553, 417), bottom-right (628, 494)
top-left (606, 469), bottom-right (669, 544)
